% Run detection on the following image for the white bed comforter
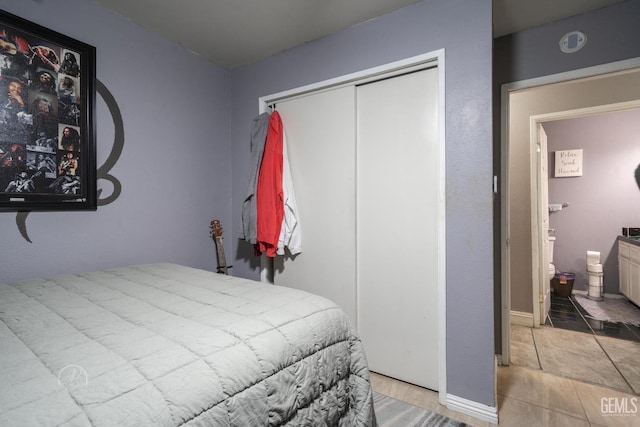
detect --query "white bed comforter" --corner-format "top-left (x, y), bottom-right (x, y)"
top-left (0, 263), bottom-right (376, 426)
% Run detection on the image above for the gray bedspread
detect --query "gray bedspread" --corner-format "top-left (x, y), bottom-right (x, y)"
top-left (0, 263), bottom-right (376, 426)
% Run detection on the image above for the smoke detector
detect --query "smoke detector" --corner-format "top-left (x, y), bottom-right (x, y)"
top-left (559, 30), bottom-right (587, 53)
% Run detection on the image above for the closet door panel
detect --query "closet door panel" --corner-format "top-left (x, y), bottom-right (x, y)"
top-left (274, 87), bottom-right (358, 325)
top-left (356, 67), bottom-right (440, 390)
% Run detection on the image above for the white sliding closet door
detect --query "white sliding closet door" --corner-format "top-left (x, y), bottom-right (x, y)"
top-left (272, 65), bottom-right (440, 391)
top-left (356, 67), bottom-right (439, 390)
top-left (273, 87), bottom-right (358, 326)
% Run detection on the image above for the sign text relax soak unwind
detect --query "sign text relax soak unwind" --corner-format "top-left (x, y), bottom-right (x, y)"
top-left (555, 149), bottom-right (583, 177)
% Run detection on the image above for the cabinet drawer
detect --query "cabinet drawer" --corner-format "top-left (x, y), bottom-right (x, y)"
top-left (619, 241), bottom-right (631, 259)
top-left (630, 245), bottom-right (640, 264)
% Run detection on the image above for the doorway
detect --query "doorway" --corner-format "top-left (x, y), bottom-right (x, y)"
top-left (500, 58), bottom-right (640, 365)
top-left (505, 92), bottom-right (640, 396)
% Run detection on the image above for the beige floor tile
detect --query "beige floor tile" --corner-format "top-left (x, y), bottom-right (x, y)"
top-left (532, 326), bottom-right (602, 354)
top-left (497, 395), bottom-right (590, 427)
top-left (536, 345), bottom-right (632, 393)
top-left (546, 410), bottom-right (592, 427)
top-left (511, 324), bottom-right (535, 345)
top-left (541, 373), bottom-right (588, 419)
top-left (510, 339), bottom-right (542, 370)
top-left (370, 372), bottom-right (391, 396)
top-left (596, 336), bottom-right (640, 394)
top-left (498, 365), bottom-right (543, 401)
top-left (613, 362), bottom-right (640, 395)
top-left (370, 373), bottom-right (440, 413)
top-left (496, 395), bottom-right (545, 426)
top-left (573, 380), bottom-right (640, 427)
top-left (431, 403), bottom-right (493, 427)
top-left (497, 365), bottom-right (585, 420)
top-left (371, 372), bottom-right (492, 426)
top-left (596, 335), bottom-right (640, 365)
top-left (401, 382), bottom-right (440, 409)
top-left (386, 376), bottom-right (412, 401)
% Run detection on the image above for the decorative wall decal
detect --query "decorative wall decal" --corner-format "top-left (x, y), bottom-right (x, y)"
top-left (16, 210), bottom-right (31, 242)
top-left (14, 79), bottom-right (125, 242)
top-left (95, 80), bottom-right (124, 207)
top-left (636, 163), bottom-right (640, 190)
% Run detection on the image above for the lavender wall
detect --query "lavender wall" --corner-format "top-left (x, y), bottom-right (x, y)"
top-left (230, 0), bottom-right (495, 407)
top-left (0, 0), bottom-right (231, 282)
top-left (0, 0), bottom-right (496, 409)
top-left (544, 109), bottom-right (640, 293)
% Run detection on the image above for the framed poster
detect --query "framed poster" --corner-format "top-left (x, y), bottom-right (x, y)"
top-left (0, 9), bottom-right (96, 211)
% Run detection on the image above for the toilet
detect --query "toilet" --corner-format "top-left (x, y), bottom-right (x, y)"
top-left (548, 236), bottom-right (556, 280)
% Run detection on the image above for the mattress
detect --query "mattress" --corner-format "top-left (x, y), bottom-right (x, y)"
top-left (0, 263), bottom-right (376, 426)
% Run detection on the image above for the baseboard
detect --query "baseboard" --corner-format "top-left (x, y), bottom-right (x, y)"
top-left (510, 310), bottom-right (534, 327)
top-left (446, 394), bottom-right (498, 425)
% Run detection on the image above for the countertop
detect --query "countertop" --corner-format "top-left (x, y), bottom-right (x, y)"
top-left (619, 235), bottom-right (640, 246)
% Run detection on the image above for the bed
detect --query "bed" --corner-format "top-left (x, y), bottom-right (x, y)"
top-left (0, 263), bottom-right (376, 426)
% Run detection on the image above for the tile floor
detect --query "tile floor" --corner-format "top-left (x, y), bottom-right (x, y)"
top-left (370, 294), bottom-right (640, 425)
top-left (546, 294), bottom-right (640, 343)
top-left (371, 367), bottom-right (640, 426)
top-left (371, 293), bottom-right (640, 426)
top-left (522, 293), bottom-right (640, 396)
top-left (510, 323), bottom-right (640, 394)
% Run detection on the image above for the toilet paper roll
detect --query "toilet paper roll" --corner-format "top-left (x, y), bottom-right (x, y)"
top-left (587, 250), bottom-right (600, 264)
top-left (587, 263), bottom-right (603, 273)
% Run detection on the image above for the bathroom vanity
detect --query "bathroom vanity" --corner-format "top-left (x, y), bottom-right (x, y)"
top-left (618, 236), bottom-right (640, 306)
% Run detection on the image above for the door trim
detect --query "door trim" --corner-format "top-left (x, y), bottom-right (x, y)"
top-left (259, 49), bottom-right (447, 403)
top-left (532, 122), bottom-right (549, 326)
top-left (500, 57), bottom-right (640, 364)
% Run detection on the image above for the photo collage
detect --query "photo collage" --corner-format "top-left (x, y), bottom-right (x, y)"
top-left (0, 23), bottom-right (83, 196)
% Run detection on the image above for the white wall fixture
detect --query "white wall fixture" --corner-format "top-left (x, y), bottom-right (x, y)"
top-left (559, 30), bottom-right (587, 53)
top-left (555, 149), bottom-right (583, 177)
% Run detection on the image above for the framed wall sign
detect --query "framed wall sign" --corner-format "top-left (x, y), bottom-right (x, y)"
top-left (554, 149), bottom-right (583, 177)
top-left (0, 9), bottom-right (96, 211)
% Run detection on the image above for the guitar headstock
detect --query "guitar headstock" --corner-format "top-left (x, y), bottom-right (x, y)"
top-left (210, 220), bottom-right (223, 238)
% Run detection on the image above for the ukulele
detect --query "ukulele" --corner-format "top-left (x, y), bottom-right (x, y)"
top-left (210, 220), bottom-right (231, 274)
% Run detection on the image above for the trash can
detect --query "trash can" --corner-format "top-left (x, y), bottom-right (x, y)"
top-left (552, 271), bottom-right (575, 297)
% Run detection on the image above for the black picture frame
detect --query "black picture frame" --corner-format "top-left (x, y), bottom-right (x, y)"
top-left (0, 9), bottom-right (96, 211)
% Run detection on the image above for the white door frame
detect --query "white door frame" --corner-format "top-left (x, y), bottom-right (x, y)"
top-left (501, 57), bottom-right (640, 364)
top-left (258, 49), bottom-right (447, 402)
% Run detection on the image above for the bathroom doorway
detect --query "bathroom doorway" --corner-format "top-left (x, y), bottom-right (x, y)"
top-left (531, 102), bottom-right (640, 326)
top-left (501, 60), bottom-right (640, 397)
top-left (500, 59), bottom-right (640, 365)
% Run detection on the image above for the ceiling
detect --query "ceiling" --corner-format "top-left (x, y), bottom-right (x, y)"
top-left (93, 0), bottom-right (626, 70)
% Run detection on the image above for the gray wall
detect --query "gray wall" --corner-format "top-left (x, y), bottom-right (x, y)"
top-left (230, 0), bottom-right (495, 407)
top-left (494, 0), bottom-right (640, 322)
top-left (0, 0), bottom-right (231, 282)
top-left (544, 109), bottom-right (640, 293)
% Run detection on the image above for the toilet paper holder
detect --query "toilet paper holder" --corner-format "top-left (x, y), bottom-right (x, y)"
top-left (549, 202), bottom-right (570, 212)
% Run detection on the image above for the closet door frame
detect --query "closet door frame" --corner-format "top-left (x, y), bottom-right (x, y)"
top-left (258, 49), bottom-right (447, 403)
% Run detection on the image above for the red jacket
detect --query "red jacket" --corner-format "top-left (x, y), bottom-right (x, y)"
top-left (255, 111), bottom-right (284, 257)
